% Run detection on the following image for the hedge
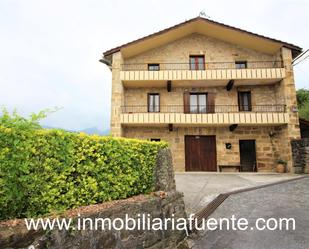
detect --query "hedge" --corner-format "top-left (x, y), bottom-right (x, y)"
top-left (0, 126), bottom-right (167, 220)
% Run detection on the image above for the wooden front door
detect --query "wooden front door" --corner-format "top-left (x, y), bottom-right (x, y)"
top-left (239, 140), bottom-right (257, 172)
top-left (185, 135), bottom-right (217, 171)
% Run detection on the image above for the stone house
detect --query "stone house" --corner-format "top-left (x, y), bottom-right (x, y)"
top-left (101, 17), bottom-right (302, 172)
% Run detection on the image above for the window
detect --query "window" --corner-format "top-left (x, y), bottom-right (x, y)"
top-left (235, 61), bottom-right (247, 69)
top-left (190, 93), bottom-right (207, 113)
top-left (150, 138), bottom-right (161, 142)
top-left (190, 55), bottom-right (205, 70)
top-left (238, 91), bottom-right (252, 111)
top-left (148, 63), bottom-right (160, 71)
top-left (148, 93), bottom-right (160, 112)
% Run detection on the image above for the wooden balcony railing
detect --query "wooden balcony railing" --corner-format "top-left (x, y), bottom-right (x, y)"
top-left (121, 61), bottom-right (283, 71)
top-left (121, 105), bottom-right (286, 114)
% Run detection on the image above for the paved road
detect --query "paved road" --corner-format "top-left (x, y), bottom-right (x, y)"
top-left (187, 177), bottom-right (309, 249)
top-left (175, 173), bottom-right (300, 213)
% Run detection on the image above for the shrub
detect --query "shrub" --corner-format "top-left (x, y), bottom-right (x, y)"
top-left (299, 104), bottom-right (309, 121)
top-left (297, 88), bottom-right (309, 120)
top-left (0, 111), bottom-right (167, 220)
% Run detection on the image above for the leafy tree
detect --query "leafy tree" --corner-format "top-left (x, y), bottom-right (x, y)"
top-left (297, 88), bottom-right (309, 107)
top-left (0, 107), bottom-right (60, 130)
top-left (1, 108), bottom-right (43, 130)
top-left (296, 88), bottom-right (309, 120)
top-left (299, 104), bottom-right (309, 120)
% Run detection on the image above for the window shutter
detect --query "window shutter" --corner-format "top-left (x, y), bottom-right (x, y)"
top-left (238, 92), bottom-right (244, 112)
top-left (238, 91), bottom-right (252, 111)
top-left (247, 92), bottom-right (252, 111)
top-left (183, 92), bottom-right (190, 113)
top-left (207, 93), bottom-right (215, 113)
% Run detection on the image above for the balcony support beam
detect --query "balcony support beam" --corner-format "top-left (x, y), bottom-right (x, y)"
top-left (229, 124), bottom-right (238, 132)
top-left (167, 80), bottom-right (172, 92)
top-left (226, 80), bottom-right (234, 91)
top-left (168, 124), bottom-right (173, 132)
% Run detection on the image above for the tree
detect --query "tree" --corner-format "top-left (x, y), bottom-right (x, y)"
top-left (0, 107), bottom-right (60, 130)
top-left (297, 88), bottom-right (309, 120)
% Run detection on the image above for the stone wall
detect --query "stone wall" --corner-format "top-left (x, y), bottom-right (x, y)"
top-left (0, 149), bottom-right (187, 249)
top-left (273, 47), bottom-right (301, 172)
top-left (124, 126), bottom-right (282, 172)
top-left (124, 85), bottom-right (278, 108)
top-left (291, 138), bottom-right (309, 174)
top-left (125, 33), bottom-right (280, 64)
top-left (110, 51), bottom-right (124, 137)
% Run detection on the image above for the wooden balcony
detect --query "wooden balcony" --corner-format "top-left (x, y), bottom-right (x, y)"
top-left (120, 61), bottom-right (285, 87)
top-left (120, 105), bottom-right (289, 126)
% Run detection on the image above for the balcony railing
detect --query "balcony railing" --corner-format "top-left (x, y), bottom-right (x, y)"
top-left (121, 105), bottom-right (286, 114)
top-left (121, 61), bottom-right (283, 71)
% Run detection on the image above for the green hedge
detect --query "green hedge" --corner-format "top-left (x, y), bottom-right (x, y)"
top-left (0, 126), bottom-right (167, 220)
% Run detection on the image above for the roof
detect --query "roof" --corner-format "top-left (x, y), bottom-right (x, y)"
top-left (103, 16), bottom-right (302, 58)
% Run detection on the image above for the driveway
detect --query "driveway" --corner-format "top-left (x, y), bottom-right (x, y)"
top-left (175, 173), bottom-right (300, 213)
top-left (188, 176), bottom-right (309, 249)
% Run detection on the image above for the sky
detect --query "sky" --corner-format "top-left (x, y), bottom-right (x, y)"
top-left (0, 0), bottom-right (308, 131)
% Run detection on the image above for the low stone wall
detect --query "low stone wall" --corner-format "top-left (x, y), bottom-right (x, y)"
top-left (0, 149), bottom-right (187, 249)
top-left (291, 138), bottom-right (309, 174)
top-left (154, 149), bottom-right (176, 192)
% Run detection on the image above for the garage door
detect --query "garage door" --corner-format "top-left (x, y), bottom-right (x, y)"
top-left (185, 135), bottom-right (217, 171)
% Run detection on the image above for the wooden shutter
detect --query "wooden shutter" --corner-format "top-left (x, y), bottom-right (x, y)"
top-left (238, 92), bottom-right (244, 111)
top-left (207, 93), bottom-right (215, 113)
top-left (247, 92), bottom-right (252, 111)
top-left (183, 92), bottom-right (190, 113)
top-left (147, 93), bottom-right (150, 112)
top-left (238, 91), bottom-right (252, 111)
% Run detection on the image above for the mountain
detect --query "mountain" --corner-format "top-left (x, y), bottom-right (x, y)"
top-left (41, 125), bottom-right (73, 132)
top-left (101, 129), bottom-right (110, 135)
top-left (42, 125), bottom-right (110, 135)
top-left (80, 127), bottom-right (109, 135)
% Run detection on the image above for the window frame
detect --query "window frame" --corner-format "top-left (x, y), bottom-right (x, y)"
top-left (150, 138), bottom-right (161, 142)
top-left (147, 93), bottom-right (160, 113)
top-left (238, 91), bottom-right (252, 112)
top-left (235, 61), bottom-right (247, 69)
top-left (148, 63), bottom-right (160, 71)
top-left (189, 55), bottom-right (205, 70)
top-left (189, 92), bottom-right (208, 113)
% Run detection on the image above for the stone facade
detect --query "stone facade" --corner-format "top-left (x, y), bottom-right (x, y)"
top-left (125, 34), bottom-right (281, 64)
top-left (110, 52), bottom-right (124, 137)
top-left (270, 47), bottom-right (301, 171)
top-left (124, 85), bottom-right (278, 108)
top-left (109, 32), bottom-right (301, 172)
top-left (124, 126), bottom-right (283, 172)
